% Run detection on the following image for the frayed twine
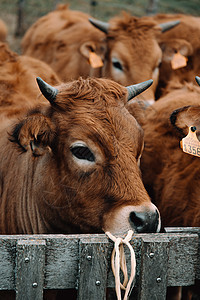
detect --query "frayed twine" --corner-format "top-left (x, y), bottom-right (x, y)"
top-left (106, 230), bottom-right (136, 300)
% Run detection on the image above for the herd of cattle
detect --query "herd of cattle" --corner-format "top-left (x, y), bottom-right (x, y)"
top-left (0, 3), bottom-right (200, 299)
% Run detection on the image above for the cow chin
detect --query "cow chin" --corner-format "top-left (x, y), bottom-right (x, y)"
top-left (102, 203), bottom-right (161, 236)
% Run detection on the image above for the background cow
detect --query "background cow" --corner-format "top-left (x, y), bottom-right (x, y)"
top-left (21, 4), bottom-right (179, 103)
top-left (140, 77), bottom-right (200, 299)
top-left (151, 13), bottom-right (200, 98)
top-left (0, 41), bottom-right (60, 121)
top-left (140, 80), bottom-right (200, 227)
top-left (21, 4), bottom-right (106, 81)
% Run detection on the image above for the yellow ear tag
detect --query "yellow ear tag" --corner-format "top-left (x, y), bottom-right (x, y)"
top-left (180, 126), bottom-right (200, 157)
top-left (171, 51), bottom-right (188, 70)
top-left (89, 51), bottom-right (103, 68)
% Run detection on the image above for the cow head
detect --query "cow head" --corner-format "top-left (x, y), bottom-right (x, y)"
top-left (89, 14), bottom-right (179, 104)
top-left (169, 76), bottom-right (200, 140)
top-left (12, 77), bottom-right (160, 235)
top-left (170, 104), bottom-right (200, 139)
top-left (156, 38), bottom-right (193, 98)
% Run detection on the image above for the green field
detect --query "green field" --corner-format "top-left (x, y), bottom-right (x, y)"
top-left (0, 0), bottom-right (200, 53)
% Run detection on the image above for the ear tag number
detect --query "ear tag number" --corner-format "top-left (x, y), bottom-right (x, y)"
top-left (89, 51), bottom-right (103, 68)
top-left (180, 126), bottom-right (200, 157)
top-left (171, 51), bottom-right (188, 70)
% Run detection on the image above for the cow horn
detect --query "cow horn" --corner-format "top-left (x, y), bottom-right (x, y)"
top-left (36, 77), bottom-right (58, 103)
top-left (126, 79), bottom-right (153, 101)
top-left (159, 20), bottom-right (180, 33)
top-left (195, 76), bottom-right (200, 86)
top-left (89, 18), bottom-right (110, 34)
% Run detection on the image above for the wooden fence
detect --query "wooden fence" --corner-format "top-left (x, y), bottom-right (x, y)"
top-left (0, 227), bottom-right (199, 299)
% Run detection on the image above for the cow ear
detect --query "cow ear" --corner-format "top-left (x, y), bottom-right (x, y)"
top-left (170, 105), bottom-right (200, 137)
top-left (80, 41), bottom-right (97, 59)
top-left (159, 38), bottom-right (193, 65)
top-left (80, 42), bottom-right (104, 68)
top-left (11, 113), bottom-right (55, 156)
top-left (126, 100), bottom-right (150, 126)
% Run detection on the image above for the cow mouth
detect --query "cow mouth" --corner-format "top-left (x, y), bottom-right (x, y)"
top-left (102, 204), bottom-right (161, 235)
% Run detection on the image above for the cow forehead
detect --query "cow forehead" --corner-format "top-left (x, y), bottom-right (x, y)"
top-left (109, 38), bottom-right (161, 67)
top-left (107, 15), bottom-right (162, 67)
top-left (58, 102), bottom-right (139, 134)
top-left (56, 103), bottom-right (143, 156)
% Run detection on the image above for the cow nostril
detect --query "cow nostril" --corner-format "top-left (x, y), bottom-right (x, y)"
top-left (130, 211), bottom-right (145, 228)
top-left (129, 210), bottom-right (159, 233)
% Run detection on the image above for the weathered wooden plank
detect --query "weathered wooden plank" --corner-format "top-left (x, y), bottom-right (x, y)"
top-left (44, 237), bottom-right (79, 289)
top-left (0, 232), bottom-right (198, 292)
top-left (16, 239), bottom-right (46, 300)
top-left (137, 237), bottom-right (169, 300)
top-left (77, 238), bottom-right (109, 300)
top-left (167, 235), bottom-right (198, 286)
top-left (165, 227), bottom-right (200, 234)
top-left (165, 228), bottom-right (200, 280)
top-left (0, 239), bottom-right (15, 290)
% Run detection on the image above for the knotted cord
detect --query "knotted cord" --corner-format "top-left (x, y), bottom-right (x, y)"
top-left (105, 230), bottom-right (136, 300)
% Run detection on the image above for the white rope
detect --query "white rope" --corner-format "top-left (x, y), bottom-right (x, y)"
top-left (105, 230), bottom-right (136, 300)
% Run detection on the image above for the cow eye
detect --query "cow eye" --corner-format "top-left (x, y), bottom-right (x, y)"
top-left (70, 145), bottom-right (95, 162)
top-left (112, 57), bottom-right (123, 71)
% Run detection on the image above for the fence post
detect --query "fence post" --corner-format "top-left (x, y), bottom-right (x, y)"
top-left (16, 239), bottom-right (46, 300)
top-left (77, 238), bottom-right (109, 300)
top-left (137, 237), bottom-right (169, 300)
top-left (15, 0), bottom-right (25, 36)
top-left (146, 0), bottom-right (158, 15)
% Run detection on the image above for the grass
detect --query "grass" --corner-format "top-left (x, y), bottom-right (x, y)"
top-left (0, 0), bottom-right (200, 53)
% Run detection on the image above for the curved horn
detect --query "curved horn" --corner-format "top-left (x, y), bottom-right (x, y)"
top-left (36, 77), bottom-right (58, 103)
top-left (159, 20), bottom-right (180, 33)
top-left (89, 18), bottom-right (110, 34)
top-left (126, 79), bottom-right (153, 101)
top-left (195, 76), bottom-right (200, 86)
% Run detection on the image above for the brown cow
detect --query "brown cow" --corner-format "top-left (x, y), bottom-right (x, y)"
top-left (140, 78), bottom-right (200, 299)
top-left (0, 42), bottom-right (60, 121)
top-left (21, 5), bottom-right (179, 103)
top-left (140, 79), bottom-right (200, 227)
top-left (0, 77), bottom-right (160, 235)
top-left (0, 18), bottom-right (7, 42)
top-left (21, 5), bottom-right (106, 81)
top-left (151, 13), bottom-right (200, 98)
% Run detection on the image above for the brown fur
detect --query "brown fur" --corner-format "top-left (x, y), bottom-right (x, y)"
top-left (0, 19), bottom-right (7, 42)
top-left (0, 77), bottom-right (156, 235)
top-left (151, 13), bottom-right (200, 98)
top-left (0, 76), bottom-right (160, 300)
top-left (141, 82), bottom-right (200, 300)
top-left (140, 82), bottom-right (200, 227)
top-left (21, 6), bottom-right (166, 101)
top-left (0, 42), bottom-right (60, 120)
top-left (21, 5), bottom-right (106, 81)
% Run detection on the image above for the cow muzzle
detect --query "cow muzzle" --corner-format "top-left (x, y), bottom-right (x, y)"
top-left (103, 203), bottom-right (161, 235)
